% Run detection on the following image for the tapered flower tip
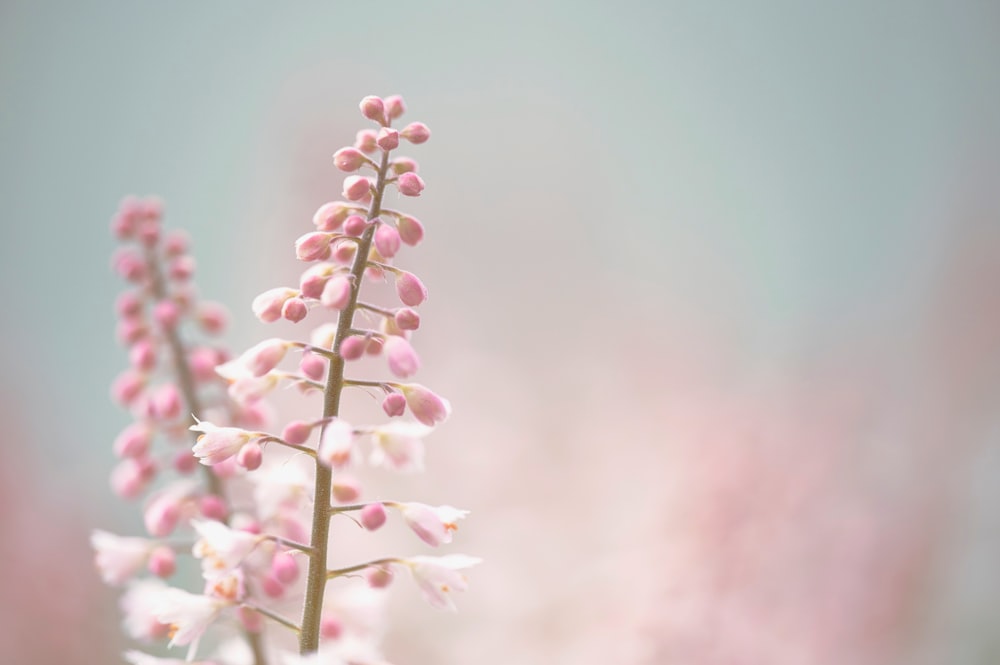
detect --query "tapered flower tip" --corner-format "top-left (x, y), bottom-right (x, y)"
top-left (405, 554), bottom-right (482, 611)
top-left (395, 270), bottom-right (427, 307)
top-left (333, 147), bottom-right (367, 172)
top-left (374, 223), bottom-right (401, 259)
top-left (313, 201), bottom-right (353, 231)
top-left (399, 503), bottom-right (470, 546)
top-left (384, 335), bottom-right (421, 378)
top-left (384, 94), bottom-right (406, 119)
top-left (252, 288), bottom-right (297, 323)
top-left (343, 175), bottom-right (372, 202)
top-left (400, 383), bottom-right (451, 426)
top-left (382, 392), bottom-right (406, 417)
top-left (397, 215), bottom-right (425, 246)
top-left (401, 121), bottom-right (431, 144)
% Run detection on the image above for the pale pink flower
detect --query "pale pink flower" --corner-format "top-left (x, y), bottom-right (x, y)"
top-left (90, 530), bottom-right (156, 586)
top-left (374, 223), bottom-right (401, 258)
top-left (403, 554), bottom-right (482, 611)
top-left (191, 519), bottom-right (263, 577)
top-left (189, 419), bottom-right (258, 465)
top-left (384, 335), bottom-right (421, 378)
top-left (399, 383), bottom-right (451, 426)
top-left (376, 127), bottom-right (399, 151)
top-left (295, 231), bottom-right (334, 261)
top-left (359, 95), bottom-right (385, 122)
top-left (313, 201), bottom-right (353, 231)
top-left (401, 121), bottom-right (430, 144)
top-left (370, 421), bottom-right (430, 472)
top-left (343, 175), bottom-right (373, 201)
top-left (120, 578), bottom-right (171, 642)
top-left (318, 418), bottom-right (355, 468)
top-left (153, 586), bottom-right (230, 648)
top-left (252, 462), bottom-right (311, 521)
top-left (397, 503), bottom-right (469, 546)
top-left (252, 287), bottom-right (297, 323)
top-left (332, 147), bottom-right (367, 172)
top-left (231, 338), bottom-right (291, 377)
top-left (360, 503), bottom-right (387, 531)
top-left (394, 270), bottom-right (427, 307)
top-left (396, 172), bottom-right (424, 197)
top-left (321, 274), bottom-right (353, 310)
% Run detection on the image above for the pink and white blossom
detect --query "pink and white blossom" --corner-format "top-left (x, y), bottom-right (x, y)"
top-left (399, 383), bottom-right (451, 426)
top-left (191, 519), bottom-right (263, 577)
top-left (153, 586), bottom-right (230, 648)
top-left (91, 530), bottom-right (156, 586)
top-left (317, 418), bottom-right (355, 468)
top-left (190, 419), bottom-right (258, 465)
top-left (396, 503), bottom-right (469, 547)
top-left (403, 554), bottom-right (482, 611)
top-left (370, 421), bottom-right (430, 472)
top-left (120, 578), bottom-right (172, 642)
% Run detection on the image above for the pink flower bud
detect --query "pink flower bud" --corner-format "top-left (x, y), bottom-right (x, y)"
top-left (320, 616), bottom-right (343, 639)
top-left (240, 338), bottom-right (290, 377)
top-left (366, 566), bottom-right (394, 588)
top-left (116, 318), bottom-right (148, 345)
top-left (112, 249), bottom-right (147, 282)
top-left (197, 301), bottom-right (228, 335)
top-left (365, 336), bottom-right (384, 355)
top-left (114, 423), bottom-right (151, 458)
top-left (401, 121), bottom-right (431, 144)
top-left (144, 496), bottom-right (180, 538)
top-left (282, 297), bottom-right (308, 323)
top-left (148, 545), bottom-right (176, 578)
top-left (110, 458), bottom-right (149, 499)
top-left (282, 420), bottom-right (312, 445)
top-left (331, 241), bottom-right (357, 264)
top-left (397, 215), bottom-right (425, 246)
top-left (360, 503), bottom-right (387, 531)
top-left (116, 291), bottom-right (143, 317)
top-left (152, 383), bottom-right (182, 420)
top-left (377, 127), bottom-right (400, 151)
top-left (374, 223), bottom-right (401, 258)
top-left (384, 94), bottom-right (406, 119)
top-left (300, 352), bottom-right (327, 380)
top-left (397, 172), bottom-right (425, 197)
top-left (129, 340), bottom-right (157, 372)
top-left (359, 95), bottom-right (385, 123)
top-left (168, 255), bottom-right (195, 281)
top-left (153, 300), bottom-right (181, 329)
top-left (343, 175), bottom-right (372, 201)
top-left (199, 494), bottom-right (228, 520)
top-left (395, 270), bottom-right (427, 306)
top-left (394, 308), bottom-right (420, 331)
top-left (321, 275), bottom-right (353, 310)
top-left (173, 449), bottom-right (198, 474)
top-left (262, 574), bottom-right (285, 599)
top-left (332, 476), bottom-right (361, 503)
top-left (295, 232), bottom-right (334, 261)
top-left (385, 336), bottom-right (421, 378)
top-left (271, 551), bottom-right (299, 584)
top-left (333, 147), bottom-right (367, 172)
top-left (252, 288), bottom-right (296, 323)
top-left (313, 201), bottom-right (353, 231)
top-left (365, 263), bottom-right (385, 282)
top-left (355, 129), bottom-right (378, 153)
top-left (299, 263), bottom-right (333, 299)
top-left (382, 392), bottom-right (406, 417)
top-left (163, 230), bottom-right (190, 257)
top-left (188, 347), bottom-right (220, 381)
top-left (400, 383), bottom-right (451, 426)
top-left (111, 370), bottom-right (146, 406)
top-left (391, 157), bottom-right (419, 175)
top-left (339, 335), bottom-right (366, 361)
top-left (342, 214), bottom-right (368, 237)
top-left (237, 441), bottom-right (263, 471)
top-left (317, 419), bottom-right (355, 469)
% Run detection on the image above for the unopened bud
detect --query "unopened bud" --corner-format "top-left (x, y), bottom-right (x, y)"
top-left (397, 172), bottom-right (425, 197)
top-left (401, 121), bottom-right (430, 144)
top-left (360, 502), bottom-right (387, 531)
top-left (359, 95), bottom-right (386, 123)
top-left (333, 147), bottom-right (367, 172)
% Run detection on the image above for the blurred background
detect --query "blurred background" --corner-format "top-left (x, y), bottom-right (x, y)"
top-left (2, 1), bottom-right (1000, 663)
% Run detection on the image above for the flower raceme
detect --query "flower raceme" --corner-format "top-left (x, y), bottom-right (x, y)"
top-left (93, 96), bottom-right (478, 665)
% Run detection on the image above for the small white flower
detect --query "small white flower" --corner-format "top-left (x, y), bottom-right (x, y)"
top-left (190, 418), bottom-right (257, 465)
top-left (404, 554), bottom-right (482, 612)
top-left (397, 503), bottom-right (469, 547)
top-left (317, 418), bottom-right (355, 468)
top-left (369, 421), bottom-right (430, 472)
top-left (120, 578), bottom-right (171, 642)
top-left (191, 519), bottom-right (263, 578)
top-left (153, 586), bottom-right (230, 648)
top-left (90, 529), bottom-right (155, 586)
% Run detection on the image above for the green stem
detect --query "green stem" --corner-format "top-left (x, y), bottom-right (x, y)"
top-left (299, 145), bottom-right (393, 654)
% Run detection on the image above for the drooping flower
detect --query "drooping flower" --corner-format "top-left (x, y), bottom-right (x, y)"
top-left (403, 554), bottom-right (482, 611)
top-left (153, 586), bottom-right (231, 649)
top-left (369, 421), bottom-right (430, 472)
top-left (399, 383), bottom-right (451, 426)
top-left (189, 419), bottom-right (258, 465)
top-left (191, 519), bottom-right (263, 578)
top-left (90, 530), bottom-right (157, 586)
top-left (317, 418), bottom-right (355, 468)
top-left (396, 503), bottom-right (469, 546)
top-left (120, 578), bottom-right (171, 642)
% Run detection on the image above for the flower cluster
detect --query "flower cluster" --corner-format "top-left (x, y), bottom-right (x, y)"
top-left (93, 96), bottom-right (479, 665)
